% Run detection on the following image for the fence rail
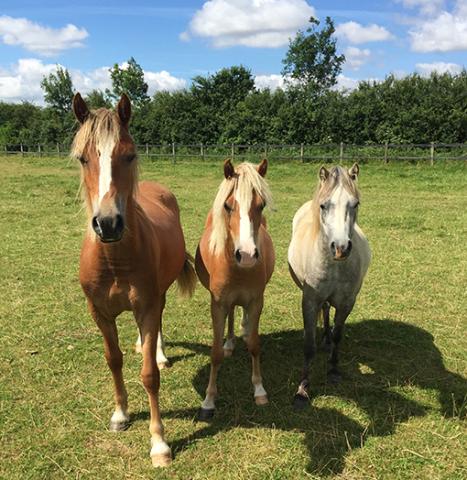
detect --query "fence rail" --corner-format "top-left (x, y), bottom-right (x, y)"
top-left (2, 142), bottom-right (466, 164)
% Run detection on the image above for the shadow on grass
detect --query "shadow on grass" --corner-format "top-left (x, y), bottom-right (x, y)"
top-left (161, 319), bottom-right (466, 476)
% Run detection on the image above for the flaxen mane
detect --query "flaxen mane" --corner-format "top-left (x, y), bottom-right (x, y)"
top-left (209, 162), bottom-right (274, 254)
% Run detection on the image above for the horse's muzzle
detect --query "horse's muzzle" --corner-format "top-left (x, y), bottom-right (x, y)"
top-left (331, 241), bottom-right (352, 261)
top-left (235, 248), bottom-right (259, 267)
top-left (92, 214), bottom-right (124, 243)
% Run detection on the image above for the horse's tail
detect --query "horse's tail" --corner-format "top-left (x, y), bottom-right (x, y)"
top-left (176, 251), bottom-right (197, 298)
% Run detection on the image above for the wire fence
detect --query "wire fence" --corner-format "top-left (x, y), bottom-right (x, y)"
top-left (2, 142), bottom-right (466, 164)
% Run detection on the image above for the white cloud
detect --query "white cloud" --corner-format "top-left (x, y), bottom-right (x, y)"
top-left (254, 74), bottom-right (287, 90)
top-left (416, 62), bottom-right (463, 75)
top-left (336, 21), bottom-right (393, 44)
top-left (344, 46), bottom-right (371, 70)
top-left (409, 2), bottom-right (467, 52)
top-left (0, 59), bottom-right (186, 104)
top-left (145, 70), bottom-right (187, 94)
top-left (182, 0), bottom-right (315, 48)
top-left (397, 0), bottom-right (445, 15)
top-left (333, 74), bottom-right (360, 91)
top-left (0, 15), bottom-right (88, 56)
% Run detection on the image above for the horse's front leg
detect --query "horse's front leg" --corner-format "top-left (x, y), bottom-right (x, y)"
top-left (245, 297), bottom-right (268, 405)
top-left (135, 295), bottom-right (170, 369)
top-left (294, 285), bottom-right (321, 410)
top-left (137, 300), bottom-right (171, 467)
top-left (88, 302), bottom-right (129, 431)
top-left (327, 303), bottom-right (353, 384)
top-left (198, 298), bottom-right (228, 420)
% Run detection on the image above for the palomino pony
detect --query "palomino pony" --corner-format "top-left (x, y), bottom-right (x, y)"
top-left (71, 93), bottom-right (196, 467)
top-left (288, 164), bottom-right (371, 408)
top-left (195, 159), bottom-right (275, 419)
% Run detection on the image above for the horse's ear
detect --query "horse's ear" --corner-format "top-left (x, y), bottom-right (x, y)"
top-left (319, 166), bottom-right (330, 183)
top-left (257, 158), bottom-right (268, 177)
top-left (117, 93), bottom-right (132, 127)
top-left (348, 163), bottom-right (359, 180)
top-left (224, 159), bottom-right (235, 179)
top-left (72, 93), bottom-right (90, 124)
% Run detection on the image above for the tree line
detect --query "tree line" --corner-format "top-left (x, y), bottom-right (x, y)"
top-left (0, 17), bottom-right (465, 148)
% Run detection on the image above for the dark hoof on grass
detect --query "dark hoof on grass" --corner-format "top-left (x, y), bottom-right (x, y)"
top-left (109, 420), bottom-right (130, 432)
top-left (327, 369), bottom-right (342, 384)
top-left (198, 408), bottom-right (215, 421)
top-left (293, 393), bottom-right (309, 410)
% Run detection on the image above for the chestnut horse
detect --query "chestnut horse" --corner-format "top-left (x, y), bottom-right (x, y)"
top-left (288, 164), bottom-right (371, 409)
top-left (195, 159), bottom-right (275, 420)
top-left (71, 93), bottom-right (196, 467)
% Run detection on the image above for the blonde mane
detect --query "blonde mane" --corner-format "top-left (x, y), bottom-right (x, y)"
top-left (71, 108), bottom-right (121, 160)
top-left (310, 166), bottom-right (360, 241)
top-left (209, 162), bottom-right (274, 255)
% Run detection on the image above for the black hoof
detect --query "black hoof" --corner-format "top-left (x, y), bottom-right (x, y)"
top-left (198, 408), bottom-right (215, 421)
top-left (327, 369), bottom-right (342, 384)
top-left (293, 393), bottom-right (309, 410)
top-left (109, 420), bottom-right (130, 432)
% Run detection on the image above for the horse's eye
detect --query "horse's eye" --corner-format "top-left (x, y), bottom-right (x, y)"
top-left (320, 204), bottom-right (325, 210)
top-left (259, 203), bottom-right (265, 211)
top-left (354, 201), bottom-right (360, 209)
top-left (126, 154), bottom-right (136, 163)
top-left (224, 203), bottom-right (233, 213)
top-left (79, 156), bottom-right (88, 165)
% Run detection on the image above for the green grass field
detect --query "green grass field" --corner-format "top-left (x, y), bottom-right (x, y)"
top-left (1, 155), bottom-right (466, 480)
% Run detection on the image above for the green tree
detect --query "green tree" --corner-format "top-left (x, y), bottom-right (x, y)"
top-left (41, 66), bottom-right (74, 113)
top-left (85, 89), bottom-right (112, 109)
top-left (282, 16), bottom-right (345, 93)
top-left (106, 57), bottom-right (149, 108)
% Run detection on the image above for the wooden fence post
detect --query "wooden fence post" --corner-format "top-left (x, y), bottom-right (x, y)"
top-left (430, 142), bottom-right (435, 166)
top-left (384, 142), bottom-right (389, 163)
top-left (264, 143), bottom-right (268, 158)
top-left (20, 143), bottom-right (24, 157)
top-left (300, 143), bottom-right (304, 163)
top-left (200, 143), bottom-right (204, 160)
top-left (57, 143), bottom-right (60, 157)
top-left (339, 142), bottom-right (344, 162)
top-left (231, 144), bottom-right (234, 158)
top-left (172, 142), bottom-right (176, 164)
top-left (145, 143), bottom-right (149, 157)
top-left (38, 144), bottom-right (41, 157)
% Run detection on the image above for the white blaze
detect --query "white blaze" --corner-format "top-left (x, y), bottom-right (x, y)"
top-left (238, 203), bottom-right (256, 255)
top-left (98, 140), bottom-right (115, 203)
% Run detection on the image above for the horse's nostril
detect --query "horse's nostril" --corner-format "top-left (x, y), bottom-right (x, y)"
top-left (92, 216), bottom-right (100, 233)
top-left (235, 249), bottom-right (242, 263)
top-left (254, 248), bottom-right (259, 259)
top-left (347, 241), bottom-right (352, 253)
top-left (115, 214), bottom-right (124, 233)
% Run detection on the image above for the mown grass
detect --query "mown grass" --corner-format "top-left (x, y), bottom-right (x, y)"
top-left (0, 155), bottom-right (466, 480)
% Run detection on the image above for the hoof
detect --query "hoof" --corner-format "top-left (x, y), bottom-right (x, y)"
top-left (223, 348), bottom-right (233, 358)
top-left (151, 452), bottom-right (172, 467)
top-left (327, 369), bottom-right (342, 384)
top-left (255, 395), bottom-right (269, 406)
top-left (109, 420), bottom-right (130, 432)
top-left (157, 360), bottom-right (171, 370)
top-left (198, 408), bottom-right (215, 422)
top-left (293, 393), bottom-right (309, 410)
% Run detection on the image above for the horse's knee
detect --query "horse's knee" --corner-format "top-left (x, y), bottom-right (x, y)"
top-left (105, 349), bottom-right (123, 372)
top-left (211, 347), bottom-right (224, 365)
top-left (141, 369), bottom-right (160, 395)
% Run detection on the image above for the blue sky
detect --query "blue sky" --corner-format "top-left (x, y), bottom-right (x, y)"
top-left (0, 0), bottom-right (466, 102)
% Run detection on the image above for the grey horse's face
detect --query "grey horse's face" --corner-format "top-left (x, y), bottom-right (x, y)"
top-left (319, 165), bottom-right (360, 261)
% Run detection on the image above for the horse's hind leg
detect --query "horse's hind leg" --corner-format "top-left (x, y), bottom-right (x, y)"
top-left (294, 285), bottom-right (320, 410)
top-left (246, 298), bottom-right (268, 406)
top-left (138, 301), bottom-right (171, 467)
top-left (327, 305), bottom-right (353, 384)
top-left (321, 302), bottom-right (332, 352)
top-left (89, 303), bottom-right (129, 431)
top-left (223, 307), bottom-right (236, 357)
top-left (199, 300), bottom-right (227, 420)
